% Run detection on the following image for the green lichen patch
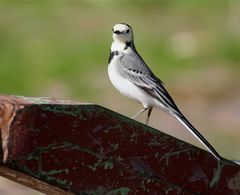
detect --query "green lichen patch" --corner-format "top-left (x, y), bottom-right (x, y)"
top-left (210, 161), bottom-right (224, 187)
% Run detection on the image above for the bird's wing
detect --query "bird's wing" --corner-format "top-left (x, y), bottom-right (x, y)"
top-left (117, 50), bottom-right (222, 160)
top-left (119, 53), bottom-right (180, 112)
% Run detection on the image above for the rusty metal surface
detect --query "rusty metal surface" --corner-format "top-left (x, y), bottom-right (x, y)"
top-left (0, 166), bottom-right (74, 195)
top-left (0, 96), bottom-right (239, 194)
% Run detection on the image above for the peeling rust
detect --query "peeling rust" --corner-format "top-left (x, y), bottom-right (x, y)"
top-left (0, 97), bottom-right (24, 163)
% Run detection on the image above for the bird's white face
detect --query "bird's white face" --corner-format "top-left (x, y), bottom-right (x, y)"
top-left (112, 23), bottom-right (133, 43)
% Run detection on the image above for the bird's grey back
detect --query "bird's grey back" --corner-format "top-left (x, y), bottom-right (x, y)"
top-left (119, 49), bottom-right (155, 78)
top-left (117, 48), bottom-right (180, 113)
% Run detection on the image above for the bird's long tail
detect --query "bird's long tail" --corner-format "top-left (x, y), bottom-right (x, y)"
top-left (174, 112), bottom-right (222, 160)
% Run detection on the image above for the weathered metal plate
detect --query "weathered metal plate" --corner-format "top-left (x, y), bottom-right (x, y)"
top-left (0, 96), bottom-right (239, 194)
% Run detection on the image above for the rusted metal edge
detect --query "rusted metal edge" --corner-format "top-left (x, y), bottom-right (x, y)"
top-left (0, 97), bottom-right (23, 163)
top-left (0, 96), bottom-right (88, 194)
top-left (0, 95), bottom-right (90, 163)
top-left (11, 95), bottom-right (91, 105)
top-left (0, 165), bottom-right (73, 195)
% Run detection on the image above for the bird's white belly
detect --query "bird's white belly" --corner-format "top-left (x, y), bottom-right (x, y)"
top-left (108, 61), bottom-right (162, 109)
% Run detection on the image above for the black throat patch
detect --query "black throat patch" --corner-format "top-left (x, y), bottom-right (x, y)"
top-left (124, 41), bottom-right (131, 50)
top-left (108, 51), bottom-right (119, 63)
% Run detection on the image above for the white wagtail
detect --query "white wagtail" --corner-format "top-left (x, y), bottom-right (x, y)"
top-left (108, 23), bottom-right (222, 160)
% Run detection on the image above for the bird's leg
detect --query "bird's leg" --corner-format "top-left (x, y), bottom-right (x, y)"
top-left (131, 107), bottom-right (147, 119)
top-left (145, 107), bottom-right (153, 125)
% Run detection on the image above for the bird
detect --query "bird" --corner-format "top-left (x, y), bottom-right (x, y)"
top-left (107, 23), bottom-right (222, 161)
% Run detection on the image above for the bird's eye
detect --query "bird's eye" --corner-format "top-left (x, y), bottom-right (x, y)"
top-left (126, 29), bottom-right (130, 33)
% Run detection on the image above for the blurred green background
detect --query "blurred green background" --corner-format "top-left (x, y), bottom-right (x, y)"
top-left (0, 1), bottom-right (240, 194)
top-left (0, 0), bottom-right (240, 161)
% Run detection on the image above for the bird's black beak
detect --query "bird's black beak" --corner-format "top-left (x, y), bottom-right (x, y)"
top-left (114, 30), bottom-right (121, 34)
